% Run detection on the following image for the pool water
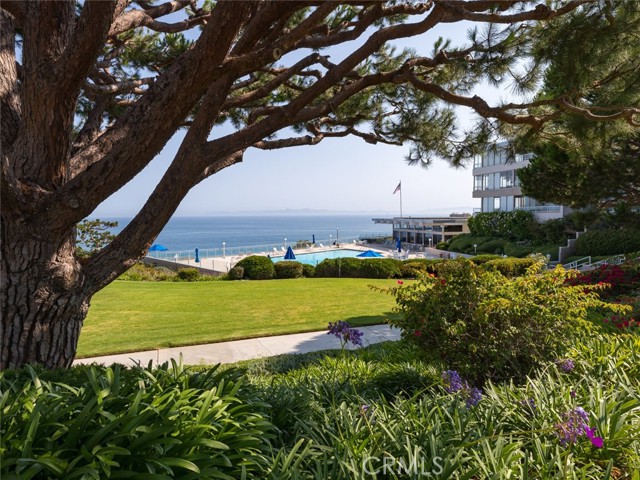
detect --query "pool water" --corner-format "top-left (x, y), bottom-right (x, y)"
top-left (272, 248), bottom-right (368, 266)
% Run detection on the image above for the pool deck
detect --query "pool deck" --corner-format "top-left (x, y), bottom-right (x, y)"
top-left (146, 243), bottom-right (452, 274)
top-left (172, 244), bottom-right (390, 273)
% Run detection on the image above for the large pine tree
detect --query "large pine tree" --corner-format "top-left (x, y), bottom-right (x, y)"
top-left (1, 0), bottom-right (638, 369)
top-left (515, 0), bottom-right (640, 209)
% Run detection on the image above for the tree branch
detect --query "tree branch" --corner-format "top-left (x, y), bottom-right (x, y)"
top-left (82, 77), bottom-right (155, 95)
top-left (57, 0), bottom-right (118, 97)
top-left (0, 0), bottom-right (26, 25)
top-left (560, 97), bottom-right (640, 126)
top-left (436, 0), bottom-right (591, 24)
top-left (108, 0), bottom-right (200, 36)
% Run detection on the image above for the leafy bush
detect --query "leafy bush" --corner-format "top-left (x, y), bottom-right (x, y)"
top-left (400, 260), bottom-right (440, 278)
top-left (386, 259), bottom-right (625, 383)
top-left (536, 218), bottom-right (568, 244)
top-left (479, 238), bottom-right (507, 254)
top-left (119, 263), bottom-right (176, 281)
top-left (575, 228), bottom-right (640, 256)
top-left (274, 261), bottom-right (304, 279)
top-left (481, 257), bottom-right (540, 277)
top-left (468, 210), bottom-right (538, 241)
top-left (301, 264), bottom-right (315, 278)
top-left (235, 255), bottom-right (275, 280)
top-left (0, 362), bottom-right (273, 479)
top-left (176, 267), bottom-right (200, 281)
top-left (314, 258), bottom-right (402, 279)
top-left (468, 254), bottom-right (503, 265)
top-left (228, 266), bottom-right (244, 280)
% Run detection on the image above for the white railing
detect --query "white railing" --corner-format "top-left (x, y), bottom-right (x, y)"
top-left (146, 234), bottom-right (375, 262)
top-left (562, 254), bottom-right (626, 271)
top-left (563, 256), bottom-right (592, 270)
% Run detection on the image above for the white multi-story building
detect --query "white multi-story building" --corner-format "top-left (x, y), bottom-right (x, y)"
top-left (472, 142), bottom-right (570, 221)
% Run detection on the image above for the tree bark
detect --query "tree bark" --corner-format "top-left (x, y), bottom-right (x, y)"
top-left (1, 216), bottom-right (87, 369)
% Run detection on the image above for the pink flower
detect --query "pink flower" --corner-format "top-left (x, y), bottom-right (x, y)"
top-left (397, 280), bottom-right (404, 285)
top-left (584, 426), bottom-right (604, 448)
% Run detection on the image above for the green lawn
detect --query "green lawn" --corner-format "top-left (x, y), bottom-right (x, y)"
top-left (77, 278), bottom-right (399, 357)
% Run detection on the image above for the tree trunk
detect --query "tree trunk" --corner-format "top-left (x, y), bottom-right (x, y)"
top-left (1, 218), bottom-right (88, 369)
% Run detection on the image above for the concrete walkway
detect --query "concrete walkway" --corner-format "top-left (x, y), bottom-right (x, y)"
top-left (74, 324), bottom-right (401, 367)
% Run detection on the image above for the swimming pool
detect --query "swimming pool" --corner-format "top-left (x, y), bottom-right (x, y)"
top-left (272, 248), bottom-right (373, 266)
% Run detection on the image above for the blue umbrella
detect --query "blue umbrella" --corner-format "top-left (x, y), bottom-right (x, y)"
top-left (312, 234), bottom-right (315, 244)
top-left (149, 244), bottom-right (168, 252)
top-left (195, 247), bottom-right (200, 263)
top-left (357, 250), bottom-right (383, 258)
top-left (396, 238), bottom-right (402, 253)
top-left (284, 246), bottom-right (296, 260)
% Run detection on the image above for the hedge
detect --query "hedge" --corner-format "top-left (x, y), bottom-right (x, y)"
top-left (575, 228), bottom-right (640, 256)
top-left (314, 258), bottom-right (402, 279)
top-left (480, 257), bottom-right (539, 277)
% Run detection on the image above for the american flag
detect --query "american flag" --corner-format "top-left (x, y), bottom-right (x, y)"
top-left (393, 182), bottom-right (401, 195)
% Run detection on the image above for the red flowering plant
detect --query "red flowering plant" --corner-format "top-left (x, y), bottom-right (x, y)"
top-left (566, 260), bottom-right (640, 331)
top-left (566, 262), bottom-right (640, 299)
top-left (381, 259), bottom-right (630, 384)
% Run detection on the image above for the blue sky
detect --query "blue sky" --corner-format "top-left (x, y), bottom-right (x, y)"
top-left (92, 19), bottom-right (509, 218)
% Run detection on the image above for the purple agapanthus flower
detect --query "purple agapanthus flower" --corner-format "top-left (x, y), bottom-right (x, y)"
top-left (327, 321), bottom-right (364, 348)
top-left (555, 358), bottom-right (575, 373)
top-left (555, 407), bottom-right (604, 448)
top-left (465, 387), bottom-right (483, 408)
top-left (442, 370), bottom-right (464, 393)
top-left (442, 370), bottom-right (482, 407)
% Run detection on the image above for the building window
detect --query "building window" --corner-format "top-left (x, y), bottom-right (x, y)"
top-left (494, 197), bottom-right (501, 211)
top-left (474, 175), bottom-right (483, 191)
top-left (473, 154), bottom-right (482, 168)
top-left (499, 170), bottom-right (513, 188)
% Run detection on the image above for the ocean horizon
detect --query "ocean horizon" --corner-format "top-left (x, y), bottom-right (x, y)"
top-left (97, 214), bottom-right (396, 256)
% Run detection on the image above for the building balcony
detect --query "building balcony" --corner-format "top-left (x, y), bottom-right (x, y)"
top-left (472, 186), bottom-right (523, 198)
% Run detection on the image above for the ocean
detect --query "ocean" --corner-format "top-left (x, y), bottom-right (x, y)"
top-left (100, 215), bottom-right (392, 258)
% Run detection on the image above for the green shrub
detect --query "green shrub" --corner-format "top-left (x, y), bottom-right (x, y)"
top-left (386, 259), bottom-right (624, 384)
top-left (468, 254), bottom-right (503, 265)
top-left (228, 266), bottom-right (244, 280)
top-left (301, 264), bottom-right (315, 278)
top-left (235, 255), bottom-right (275, 280)
top-left (468, 210), bottom-right (538, 241)
top-left (176, 267), bottom-right (200, 281)
top-left (400, 259), bottom-right (440, 278)
top-left (119, 263), bottom-right (175, 281)
top-left (575, 228), bottom-right (640, 256)
top-left (536, 218), bottom-right (568, 244)
top-left (479, 238), bottom-right (507, 254)
top-left (0, 363), bottom-right (273, 478)
top-left (315, 258), bottom-right (402, 279)
top-left (274, 261), bottom-right (304, 279)
top-left (481, 257), bottom-right (539, 277)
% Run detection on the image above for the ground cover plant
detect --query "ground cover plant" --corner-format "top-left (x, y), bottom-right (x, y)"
top-left (77, 278), bottom-right (399, 357)
top-left (3, 334), bottom-right (639, 479)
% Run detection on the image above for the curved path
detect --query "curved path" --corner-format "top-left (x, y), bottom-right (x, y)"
top-left (74, 324), bottom-right (401, 367)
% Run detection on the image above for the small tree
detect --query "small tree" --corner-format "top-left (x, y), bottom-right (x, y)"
top-left (76, 219), bottom-right (118, 257)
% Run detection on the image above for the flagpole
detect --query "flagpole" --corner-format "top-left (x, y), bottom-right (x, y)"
top-left (399, 181), bottom-right (403, 218)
